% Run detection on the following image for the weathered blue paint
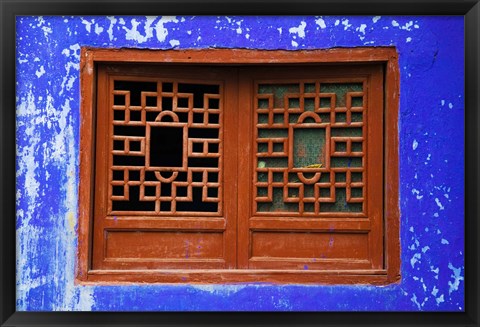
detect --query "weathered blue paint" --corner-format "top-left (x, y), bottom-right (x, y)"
top-left (16, 16), bottom-right (464, 311)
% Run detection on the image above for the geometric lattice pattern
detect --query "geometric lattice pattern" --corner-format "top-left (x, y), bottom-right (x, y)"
top-left (109, 79), bottom-right (222, 216)
top-left (254, 81), bottom-right (366, 215)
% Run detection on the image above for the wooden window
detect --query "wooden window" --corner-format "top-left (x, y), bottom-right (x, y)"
top-left (78, 48), bottom-right (400, 284)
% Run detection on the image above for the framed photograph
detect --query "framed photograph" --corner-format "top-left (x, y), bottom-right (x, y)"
top-left (1, 0), bottom-right (478, 326)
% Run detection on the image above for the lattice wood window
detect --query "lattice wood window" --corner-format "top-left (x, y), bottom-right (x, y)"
top-left (78, 48), bottom-right (400, 284)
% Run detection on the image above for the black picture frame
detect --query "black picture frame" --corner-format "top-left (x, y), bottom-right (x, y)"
top-left (1, 1), bottom-right (478, 326)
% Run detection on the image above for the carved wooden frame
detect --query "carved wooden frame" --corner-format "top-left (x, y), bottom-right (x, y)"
top-left (78, 47), bottom-right (400, 284)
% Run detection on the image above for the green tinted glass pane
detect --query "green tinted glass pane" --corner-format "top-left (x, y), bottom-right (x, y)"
top-left (320, 188), bottom-right (363, 212)
top-left (258, 129), bottom-right (288, 138)
top-left (320, 83), bottom-right (363, 107)
top-left (331, 157), bottom-right (362, 168)
top-left (257, 158), bottom-right (288, 168)
top-left (304, 83), bottom-right (316, 93)
top-left (258, 84), bottom-right (300, 108)
top-left (293, 128), bottom-right (325, 168)
top-left (257, 187), bottom-right (298, 213)
top-left (331, 128), bottom-right (362, 137)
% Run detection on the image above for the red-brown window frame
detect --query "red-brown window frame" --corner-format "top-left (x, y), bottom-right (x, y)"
top-left (77, 47), bottom-right (400, 284)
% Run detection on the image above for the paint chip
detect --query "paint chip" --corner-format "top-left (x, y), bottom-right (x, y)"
top-left (315, 18), bottom-right (326, 29)
top-left (412, 139), bottom-right (418, 150)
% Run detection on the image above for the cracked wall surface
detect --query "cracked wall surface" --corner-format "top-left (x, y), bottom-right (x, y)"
top-left (16, 15), bottom-right (464, 311)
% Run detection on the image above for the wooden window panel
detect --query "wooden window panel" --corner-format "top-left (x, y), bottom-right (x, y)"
top-left (78, 48), bottom-right (400, 284)
top-left (237, 66), bottom-right (384, 271)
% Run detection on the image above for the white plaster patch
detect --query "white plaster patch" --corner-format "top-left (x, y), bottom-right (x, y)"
top-left (447, 263), bottom-right (464, 294)
top-left (291, 40), bottom-right (299, 47)
top-left (155, 16), bottom-right (179, 42)
top-left (107, 16), bottom-right (117, 41)
top-left (406, 37), bottom-right (412, 43)
top-left (277, 27), bottom-right (282, 34)
top-left (435, 198), bottom-right (445, 210)
top-left (192, 284), bottom-right (249, 295)
top-left (357, 24), bottom-right (367, 34)
top-left (289, 21), bottom-right (307, 38)
top-left (430, 266), bottom-right (440, 279)
top-left (81, 18), bottom-right (94, 33)
top-left (169, 39), bottom-right (180, 47)
top-left (412, 139), bottom-right (418, 150)
top-left (431, 286), bottom-right (439, 296)
top-left (441, 100), bottom-right (445, 106)
top-left (35, 66), bottom-right (45, 78)
top-left (402, 21), bottom-right (414, 31)
top-left (411, 188), bottom-right (423, 200)
top-left (421, 246), bottom-right (430, 253)
top-left (372, 16), bottom-right (381, 23)
top-left (123, 17), bottom-right (156, 43)
top-left (335, 20), bottom-right (340, 26)
top-left (410, 293), bottom-right (421, 310)
top-left (435, 294), bottom-right (445, 305)
top-left (315, 17), bottom-right (326, 29)
top-left (69, 44), bottom-right (81, 60)
top-left (341, 19), bottom-right (352, 30)
top-left (449, 103), bottom-right (453, 109)
top-left (392, 20), bottom-right (400, 27)
top-left (441, 238), bottom-right (449, 244)
top-left (95, 24), bottom-right (104, 35)
top-left (236, 21), bottom-right (243, 34)
top-left (410, 253), bottom-right (421, 268)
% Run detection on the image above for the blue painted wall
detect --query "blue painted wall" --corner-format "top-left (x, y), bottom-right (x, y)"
top-left (15, 15), bottom-right (464, 311)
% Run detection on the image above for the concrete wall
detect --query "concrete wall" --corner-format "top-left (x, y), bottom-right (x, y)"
top-left (16, 15), bottom-right (464, 311)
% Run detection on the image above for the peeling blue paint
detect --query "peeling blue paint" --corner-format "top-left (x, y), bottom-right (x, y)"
top-left (16, 15), bottom-right (464, 311)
